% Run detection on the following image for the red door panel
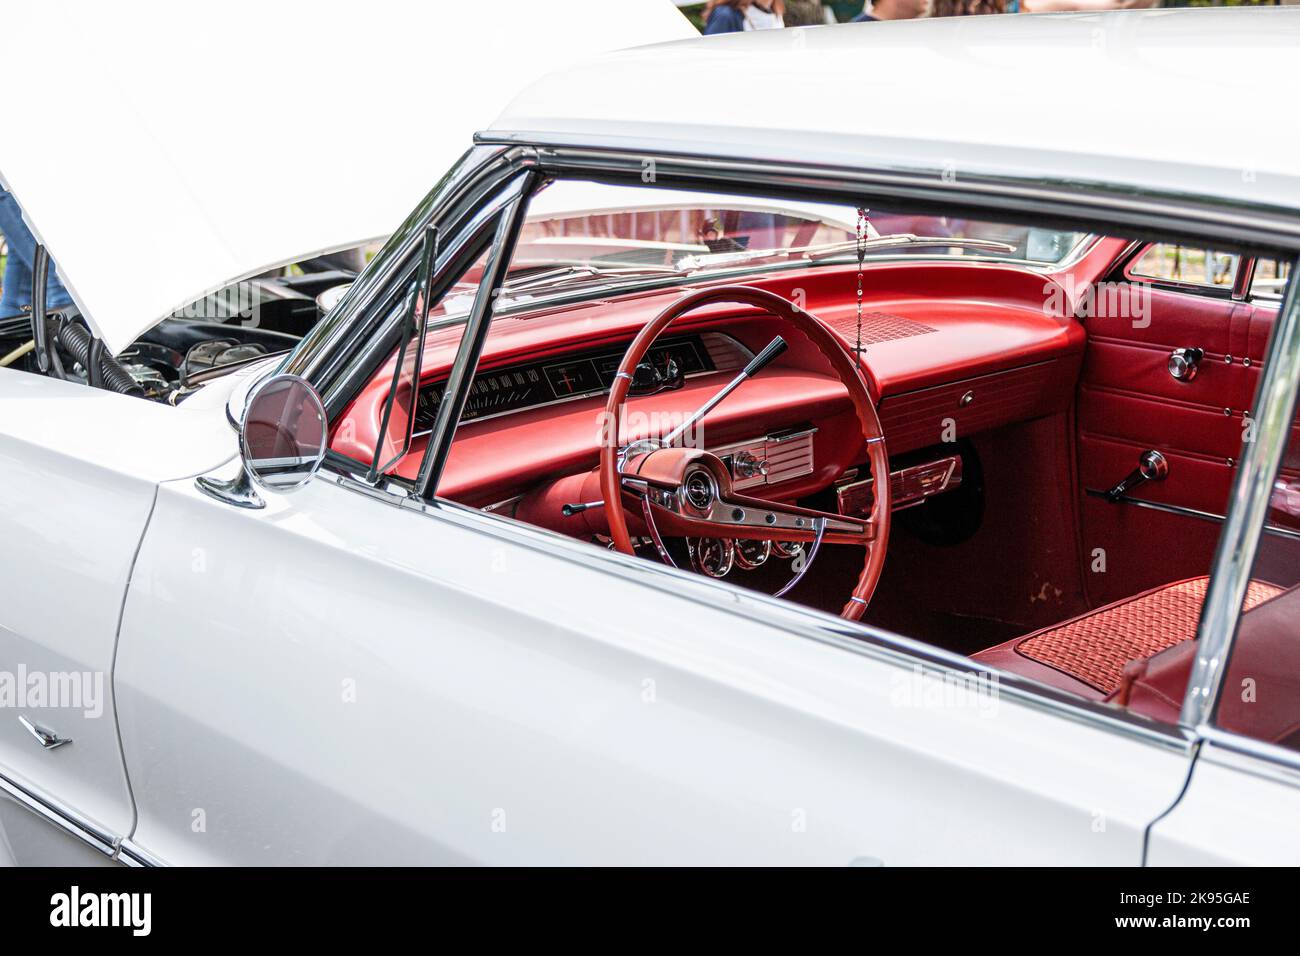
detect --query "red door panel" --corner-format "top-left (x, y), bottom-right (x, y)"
top-left (1075, 283), bottom-right (1253, 605)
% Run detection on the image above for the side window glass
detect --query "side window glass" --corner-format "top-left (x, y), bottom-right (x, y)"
top-left (1130, 243), bottom-right (1240, 292)
top-left (1250, 258), bottom-right (1291, 303)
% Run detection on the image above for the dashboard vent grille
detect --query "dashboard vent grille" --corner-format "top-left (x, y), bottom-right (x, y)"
top-left (831, 311), bottom-right (937, 346)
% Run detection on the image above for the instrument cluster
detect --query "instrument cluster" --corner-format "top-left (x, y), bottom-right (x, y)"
top-left (413, 334), bottom-right (716, 432)
top-left (685, 536), bottom-right (804, 578)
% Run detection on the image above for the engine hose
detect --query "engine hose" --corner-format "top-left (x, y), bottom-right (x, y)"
top-left (47, 318), bottom-right (145, 397)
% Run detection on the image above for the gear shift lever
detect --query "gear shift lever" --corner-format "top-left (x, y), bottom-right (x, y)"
top-left (1106, 449), bottom-right (1169, 503)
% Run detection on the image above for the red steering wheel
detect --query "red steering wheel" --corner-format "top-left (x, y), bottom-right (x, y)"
top-left (598, 285), bottom-right (891, 621)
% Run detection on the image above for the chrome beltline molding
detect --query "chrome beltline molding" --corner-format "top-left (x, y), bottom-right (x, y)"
top-left (0, 762), bottom-right (119, 860)
top-left (116, 838), bottom-right (167, 868)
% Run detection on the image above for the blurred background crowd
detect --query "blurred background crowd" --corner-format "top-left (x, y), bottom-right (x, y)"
top-left (682, 0), bottom-right (1292, 28)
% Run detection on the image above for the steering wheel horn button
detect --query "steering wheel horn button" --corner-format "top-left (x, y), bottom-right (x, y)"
top-left (682, 468), bottom-right (718, 512)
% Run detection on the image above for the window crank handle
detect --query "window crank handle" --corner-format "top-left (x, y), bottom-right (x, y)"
top-left (1106, 449), bottom-right (1169, 503)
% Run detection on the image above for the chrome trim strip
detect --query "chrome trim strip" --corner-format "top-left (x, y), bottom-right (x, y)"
top-left (416, 173), bottom-right (537, 498)
top-left (321, 470), bottom-right (1193, 754)
top-left (1084, 489), bottom-right (1300, 543)
top-left (0, 765), bottom-right (118, 859)
top-left (772, 515), bottom-right (827, 599)
top-left (1182, 255), bottom-right (1300, 729)
top-left (1196, 727), bottom-right (1300, 777)
top-left (116, 838), bottom-right (167, 868)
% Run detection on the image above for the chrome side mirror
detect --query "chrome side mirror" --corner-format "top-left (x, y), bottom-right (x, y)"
top-left (197, 373), bottom-right (328, 509)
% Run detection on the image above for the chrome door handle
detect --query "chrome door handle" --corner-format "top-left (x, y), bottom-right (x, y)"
top-left (18, 715), bottom-right (72, 750)
top-left (1105, 449), bottom-right (1169, 503)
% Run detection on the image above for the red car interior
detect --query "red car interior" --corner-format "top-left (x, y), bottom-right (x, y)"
top-left (330, 237), bottom-right (1299, 728)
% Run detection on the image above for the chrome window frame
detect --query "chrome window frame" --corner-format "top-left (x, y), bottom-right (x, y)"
top-left (1121, 242), bottom-right (1243, 299)
top-left (289, 136), bottom-right (1300, 764)
top-left (1182, 258), bottom-right (1300, 736)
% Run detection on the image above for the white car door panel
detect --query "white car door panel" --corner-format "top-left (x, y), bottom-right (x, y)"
top-left (0, 367), bottom-right (241, 862)
top-left (1147, 742), bottom-right (1300, 865)
top-left (115, 466), bottom-right (1192, 865)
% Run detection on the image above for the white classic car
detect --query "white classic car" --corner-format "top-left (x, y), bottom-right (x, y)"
top-left (2, 4), bottom-right (1299, 866)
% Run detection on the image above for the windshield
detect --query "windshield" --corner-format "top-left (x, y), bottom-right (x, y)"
top-left (508, 180), bottom-right (1087, 294)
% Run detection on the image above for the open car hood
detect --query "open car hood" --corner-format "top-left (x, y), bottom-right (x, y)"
top-left (0, 0), bottom-right (694, 354)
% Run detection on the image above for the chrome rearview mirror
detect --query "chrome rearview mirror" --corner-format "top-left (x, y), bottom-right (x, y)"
top-left (197, 373), bottom-right (328, 509)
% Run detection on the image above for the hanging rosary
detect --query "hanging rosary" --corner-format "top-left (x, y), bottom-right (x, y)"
top-left (854, 206), bottom-right (869, 357)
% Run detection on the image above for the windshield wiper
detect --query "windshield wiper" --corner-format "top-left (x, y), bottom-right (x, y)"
top-left (676, 234), bottom-right (1018, 272)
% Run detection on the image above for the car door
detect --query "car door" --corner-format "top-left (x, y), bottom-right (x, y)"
top-left (1076, 244), bottom-right (1259, 607)
top-left (110, 167), bottom-right (1196, 866)
top-left (0, 365), bottom-right (234, 864)
top-left (114, 464), bottom-right (1198, 866)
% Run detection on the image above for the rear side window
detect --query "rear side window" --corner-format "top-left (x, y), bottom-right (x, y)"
top-left (1129, 243), bottom-right (1240, 291)
top-left (1250, 258), bottom-right (1292, 302)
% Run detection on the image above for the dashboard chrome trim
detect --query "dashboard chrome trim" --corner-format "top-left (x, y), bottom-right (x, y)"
top-left (712, 427), bottom-right (817, 492)
top-left (838, 454), bottom-right (963, 516)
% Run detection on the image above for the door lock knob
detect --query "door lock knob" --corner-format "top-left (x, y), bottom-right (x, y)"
top-left (1106, 449), bottom-right (1169, 503)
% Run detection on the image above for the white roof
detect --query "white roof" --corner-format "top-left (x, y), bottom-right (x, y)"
top-left (0, 0), bottom-right (694, 354)
top-left (491, 9), bottom-right (1300, 214)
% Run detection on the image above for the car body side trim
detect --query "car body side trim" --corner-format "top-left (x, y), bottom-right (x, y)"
top-left (1197, 727), bottom-right (1300, 779)
top-left (0, 763), bottom-right (119, 860)
top-left (116, 838), bottom-right (166, 868)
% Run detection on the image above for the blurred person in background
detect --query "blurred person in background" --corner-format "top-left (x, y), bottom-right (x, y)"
top-left (0, 187), bottom-right (73, 320)
top-left (783, 0), bottom-right (831, 25)
top-left (930, 0), bottom-right (1005, 14)
top-left (854, 0), bottom-right (930, 20)
top-left (703, 0), bottom-right (786, 33)
top-left (1020, 0), bottom-right (1155, 9)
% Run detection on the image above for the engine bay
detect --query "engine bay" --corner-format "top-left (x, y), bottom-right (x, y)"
top-left (0, 266), bottom-right (356, 404)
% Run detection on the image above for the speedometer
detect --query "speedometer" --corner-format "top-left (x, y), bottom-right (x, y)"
top-left (687, 538), bottom-right (735, 578)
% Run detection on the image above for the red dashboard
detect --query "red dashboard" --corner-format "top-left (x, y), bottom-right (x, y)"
top-left (331, 259), bottom-right (1085, 510)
